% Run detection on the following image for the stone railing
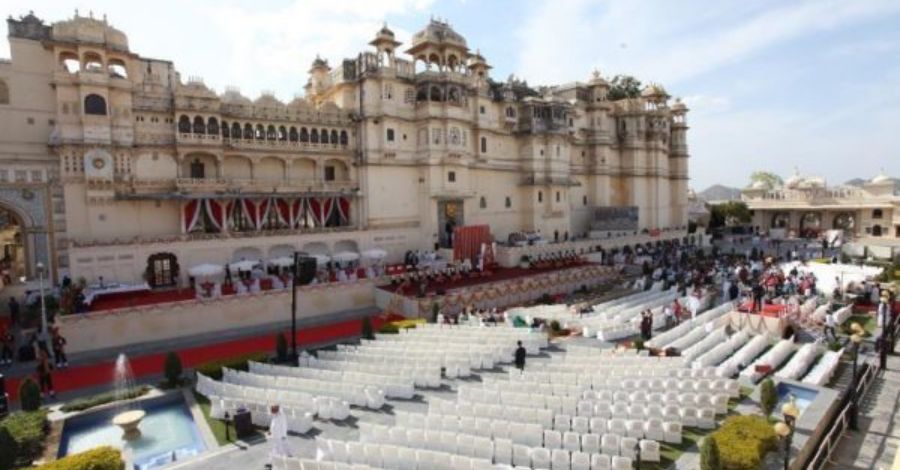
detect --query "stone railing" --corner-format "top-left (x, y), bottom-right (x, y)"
top-left (494, 229), bottom-right (688, 267)
top-left (68, 225), bottom-right (360, 248)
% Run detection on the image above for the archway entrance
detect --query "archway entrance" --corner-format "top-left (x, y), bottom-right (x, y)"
top-left (0, 206), bottom-right (26, 287)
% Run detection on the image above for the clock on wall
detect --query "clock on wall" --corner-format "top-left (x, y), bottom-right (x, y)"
top-left (92, 157), bottom-right (106, 170)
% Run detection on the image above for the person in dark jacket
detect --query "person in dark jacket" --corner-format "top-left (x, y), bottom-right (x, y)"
top-left (514, 341), bottom-right (526, 371)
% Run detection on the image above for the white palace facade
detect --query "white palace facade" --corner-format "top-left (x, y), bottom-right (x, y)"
top-left (0, 12), bottom-right (690, 287)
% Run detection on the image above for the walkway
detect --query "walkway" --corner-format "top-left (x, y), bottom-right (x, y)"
top-left (827, 352), bottom-right (900, 470)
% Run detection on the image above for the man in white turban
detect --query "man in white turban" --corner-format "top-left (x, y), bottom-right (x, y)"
top-left (267, 405), bottom-right (294, 468)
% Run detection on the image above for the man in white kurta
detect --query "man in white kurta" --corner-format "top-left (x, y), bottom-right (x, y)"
top-left (268, 405), bottom-right (294, 466)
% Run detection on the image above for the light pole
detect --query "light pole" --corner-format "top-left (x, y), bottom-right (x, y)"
top-left (36, 261), bottom-right (48, 336)
top-left (290, 252), bottom-right (299, 361)
top-left (849, 323), bottom-right (864, 431)
top-left (773, 396), bottom-right (800, 470)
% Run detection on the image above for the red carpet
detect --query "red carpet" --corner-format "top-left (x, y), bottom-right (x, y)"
top-left (4, 314), bottom-right (386, 402)
top-left (89, 289), bottom-right (197, 312)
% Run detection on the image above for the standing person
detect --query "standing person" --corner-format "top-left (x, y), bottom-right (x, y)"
top-left (728, 281), bottom-right (740, 302)
top-left (1, 327), bottom-right (14, 365)
top-left (663, 304), bottom-right (674, 329)
top-left (673, 299), bottom-right (683, 325)
top-left (823, 311), bottom-right (837, 342)
top-left (752, 282), bottom-right (765, 313)
top-left (877, 295), bottom-right (891, 329)
top-left (51, 329), bottom-right (68, 368)
top-left (7, 296), bottom-right (20, 327)
top-left (36, 350), bottom-right (55, 398)
top-left (266, 405), bottom-right (293, 469)
top-left (514, 341), bottom-right (527, 371)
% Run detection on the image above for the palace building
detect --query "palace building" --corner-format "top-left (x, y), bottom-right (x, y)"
top-left (0, 12), bottom-right (690, 287)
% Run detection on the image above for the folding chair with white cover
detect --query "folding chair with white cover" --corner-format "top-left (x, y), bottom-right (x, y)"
top-left (571, 451), bottom-right (590, 470)
top-left (698, 408), bottom-right (716, 430)
top-left (513, 444), bottom-right (531, 467)
top-left (563, 431), bottom-right (581, 452)
top-left (551, 448), bottom-right (571, 470)
top-left (611, 455), bottom-right (632, 470)
top-left (619, 436), bottom-right (638, 459)
top-left (591, 453), bottom-right (611, 470)
top-left (494, 438), bottom-right (513, 465)
top-left (639, 439), bottom-right (661, 462)
top-left (581, 433), bottom-right (600, 454)
top-left (663, 421), bottom-right (682, 444)
top-left (589, 417), bottom-right (607, 434)
top-left (545, 430), bottom-right (562, 449)
top-left (625, 420), bottom-right (644, 439)
top-left (601, 434), bottom-right (620, 456)
top-left (532, 447), bottom-right (552, 469)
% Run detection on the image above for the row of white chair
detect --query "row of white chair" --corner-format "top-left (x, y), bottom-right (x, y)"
top-left (249, 361), bottom-right (416, 399)
top-left (716, 334), bottom-right (770, 378)
top-left (271, 456), bottom-right (381, 470)
top-left (298, 354), bottom-right (442, 389)
top-left (356, 341), bottom-right (506, 369)
top-left (358, 422), bottom-right (662, 465)
top-left (739, 338), bottom-right (796, 383)
top-left (692, 331), bottom-right (751, 369)
top-left (206, 395), bottom-right (313, 433)
top-left (197, 374), bottom-right (323, 416)
top-left (775, 343), bottom-right (819, 381)
top-left (221, 368), bottom-right (384, 409)
top-left (803, 348), bottom-right (843, 386)
top-left (316, 350), bottom-right (457, 384)
top-left (500, 374), bottom-right (739, 397)
top-left (645, 301), bottom-right (734, 350)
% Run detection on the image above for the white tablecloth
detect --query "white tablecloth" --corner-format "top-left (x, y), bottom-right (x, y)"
top-left (83, 282), bottom-right (151, 306)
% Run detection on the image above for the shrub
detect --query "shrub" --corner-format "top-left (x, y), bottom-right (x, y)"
top-left (759, 379), bottom-right (777, 416)
top-left (549, 320), bottom-right (561, 333)
top-left (275, 333), bottom-right (288, 362)
top-left (59, 386), bottom-right (151, 413)
top-left (633, 339), bottom-right (645, 351)
top-left (163, 352), bottom-right (183, 387)
top-left (378, 323), bottom-right (400, 334)
top-left (194, 352), bottom-right (268, 381)
top-left (710, 415), bottom-right (777, 470)
top-left (361, 316), bottom-right (374, 340)
top-left (700, 436), bottom-right (722, 470)
top-left (0, 410), bottom-right (49, 469)
top-left (19, 378), bottom-right (42, 412)
top-left (36, 446), bottom-right (124, 470)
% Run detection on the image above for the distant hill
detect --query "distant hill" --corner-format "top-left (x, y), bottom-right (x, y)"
top-left (698, 184), bottom-right (742, 202)
top-left (844, 177), bottom-right (899, 189)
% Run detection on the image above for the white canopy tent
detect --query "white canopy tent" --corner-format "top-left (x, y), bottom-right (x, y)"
top-left (332, 251), bottom-right (361, 263)
top-left (362, 248), bottom-right (387, 260)
top-left (188, 263), bottom-right (224, 278)
top-left (311, 254), bottom-right (331, 266)
top-left (268, 256), bottom-right (294, 268)
top-left (229, 260), bottom-right (259, 272)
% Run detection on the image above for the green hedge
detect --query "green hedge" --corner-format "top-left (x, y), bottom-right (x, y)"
top-left (37, 446), bottom-right (124, 470)
top-left (60, 386), bottom-right (151, 413)
top-left (710, 415), bottom-right (778, 470)
top-left (194, 351), bottom-right (269, 380)
top-left (0, 410), bottom-right (49, 470)
top-left (378, 323), bottom-right (400, 334)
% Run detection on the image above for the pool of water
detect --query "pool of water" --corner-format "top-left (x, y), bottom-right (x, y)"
top-left (59, 394), bottom-right (206, 470)
top-left (774, 382), bottom-right (819, 417)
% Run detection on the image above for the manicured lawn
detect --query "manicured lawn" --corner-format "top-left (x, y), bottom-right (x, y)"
top-left (193, 391), bottom-right (262, 446)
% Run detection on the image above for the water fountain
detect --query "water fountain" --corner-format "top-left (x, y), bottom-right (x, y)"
top-left (111, 353), bottom-right (145, 440)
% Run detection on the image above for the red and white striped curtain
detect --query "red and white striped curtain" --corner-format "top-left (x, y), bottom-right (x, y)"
top-left (205, 199), bottom-right (225, 232)
top-left (453, 225), bottom-right (493, 263)
top-left (274, 198), bottom-right (290, 227)
top-left (183, 200), bottom-right (201, 232)
top-left (336, 197), bottom-right (351, 224)
top-left (240, 199), bottom-right (257, 230)
top-left (255, 198), bottom-right (271, 229)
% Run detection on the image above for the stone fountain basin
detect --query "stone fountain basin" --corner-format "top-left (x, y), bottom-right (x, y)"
top-left (112, 410), bottom-right (146, 439)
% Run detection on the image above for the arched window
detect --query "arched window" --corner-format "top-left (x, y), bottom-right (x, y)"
top-left (59, 52), bottom-right (79, 73)
top-left (265, 125), bottom-right (276, 140)
top-left (310, 129), bottom-right (319, 143)
top-left (84, 94), bottom-right (107, 115)
top-left (320, 129), bottom-right (329, 143)
top-left (479, 196), bottom-right (487, 209)
top-left (340, 130), bottom-right (348, 146)
top-left (506, 107), bottom-right (515, 118)
top-left (505, 197), bottom-right (511, 208)
top-left (330, 130), bottom-right (338, 145)
top-left (221, 121), bottom-right (230, 138)
top-left (278, 126), bottom-right (287, 141)
top-left (230, 123), bottom-right (240, 139)
top-left (190, 159), bottom-right (205, 179)
top-left (107, 59), bottom-right (128, 78)
top-left (178, 115), bottom-right (191, 133)
top-left (192, 116), bottom-right (206, 134)
top-left (873, 209), bottom-right (883, 219)
top-left (448, 87), bottom-right (460, 104)
top-left (82, 52), bottom-right (103, 71)
top-left (538, 191), bottom-right (543, 203)
top-left (300, 127), bottom-right (309, 142)
top-left (243, 123), bottom-right (253, 139)
top-left (583, 195), bottom-right (588, 206)
top-left (480, 137), bottom-right (487, 153)
top-left (556, 191), bottom-right (560, 202)
top-left (289, 127), bottom-right (298, 142)
top-left (0, 79), bottom-right (8, 105)
top-left (207, 117), bottom-right (219, 135)
top-left (255, 124), bottom-right (265, 140)
top-left (430, 86), bottom-right (442, 102)
top-left (873, 225), bottom-right (883, 237)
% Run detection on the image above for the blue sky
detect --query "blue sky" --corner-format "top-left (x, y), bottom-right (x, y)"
top-left (3, 0), bottom-right (899, 189)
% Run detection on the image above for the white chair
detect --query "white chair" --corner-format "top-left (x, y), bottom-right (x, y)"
top-left (551, 448), bottom-right (571, 470)
top-left (554, 414), bottom-right (572, 432)
top-left (601, 434), bottom-right (619, 456)
top-left (625, 420), bottom-right (644, 439)
top-left (364, 443), bottom-right (382, 468)
top-left (348, 442), bottom-right (366, 465)
top-left (450, 455), bottom-right (471, 470)
top-left (513, 444), bottom-right (531, 467)
top-left (644, 419), bottom-right (664, 441)
top-left (532, 447), bottom-right (552, 470)
top-left (472, 436), bottom-right (493, 461)
top-left (563, 432), bottom-right (581, 452)
top-left (544, 430), bottom-right (563, 449)
top-left (572, 416), bottom-right (590, 434)
top-left (590, 453), bottom-right (611, 470)
top-left (698, 408), bottom-right (716, 430)
top-left (581, 433), bottom-right (600, 454)
top-left (611, 455), bottom-right (632, 470)
top-left (494, 438), bottom-right (513, 465)
top-left (663, 421), bottom-right (682, 444)
top-left (681, 407), bottom-right (698, 427)
top-left (608, 419), bottom-right (627, 436)
top-left (382, 445), bottom-right (400, 469)
top-left (397, 447), bottom-right (417, 470)
top-left (589, 418), bottom-right (607, 434)
top-left (639, 439), bottom-right (661, 463)
top-left (571, 451), bottom-right (590, 470)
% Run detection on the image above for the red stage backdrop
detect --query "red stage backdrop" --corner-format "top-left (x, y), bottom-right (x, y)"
top-left (453, 225), bottom-right (494, 265)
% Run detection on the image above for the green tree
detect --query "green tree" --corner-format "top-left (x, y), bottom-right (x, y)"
top-left (163, 352), bottom-right (183, 388)
top-left (750, 171), bottom-right (783, 190)
top-left (709, 201), bottom-right (752, 228)
top-left (607, 75), bottom-right (642, 100)
top-left (0, 425), bottom-right (15, 470)
top-left (275, 333), bottom-right (288, 362)
top-left (19, 379), bottom-right (42, 412)
top-left (759, 378), bottom-right (777, 416)
top-left (700, 436), bottom-right (722, 470)
top-left (361, 317), bottom-right (374, 341)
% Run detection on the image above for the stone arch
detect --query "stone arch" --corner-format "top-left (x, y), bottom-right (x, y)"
top-left (232, 247), bottom-right (264, 262)
top-left (799, 212), bottom-right (821, 236)
top-left (290, 157), bottom-right (317, 182)
top-left (182, 152), bottom-right (219, 179)
top-left (833, 212), bottom-right (855, 231)
top-left (333, 240), bottom-right (358, 253)
top-left (82, 51), bottom-right (104, 71)
top-left (107, 58), bottom-right (128, 78)
top-left (223, 155), bottom-right (252, 179)
top-left (324, 159), bottom-right (350, 181)
top-left (0, 192), bottom-right (45, 281)
top-left (301, 241), bottom-right (330, 255)
top-left (771, 212), bottom-right (789, 229)
top-left (255, 156), bottom-right (285, 181)
top-left (268, 244), bottom-right (297, 258)
top-left (872, 225), bottom-right (883, 237)
top-left (58, 51), bottom-right (79, 73)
